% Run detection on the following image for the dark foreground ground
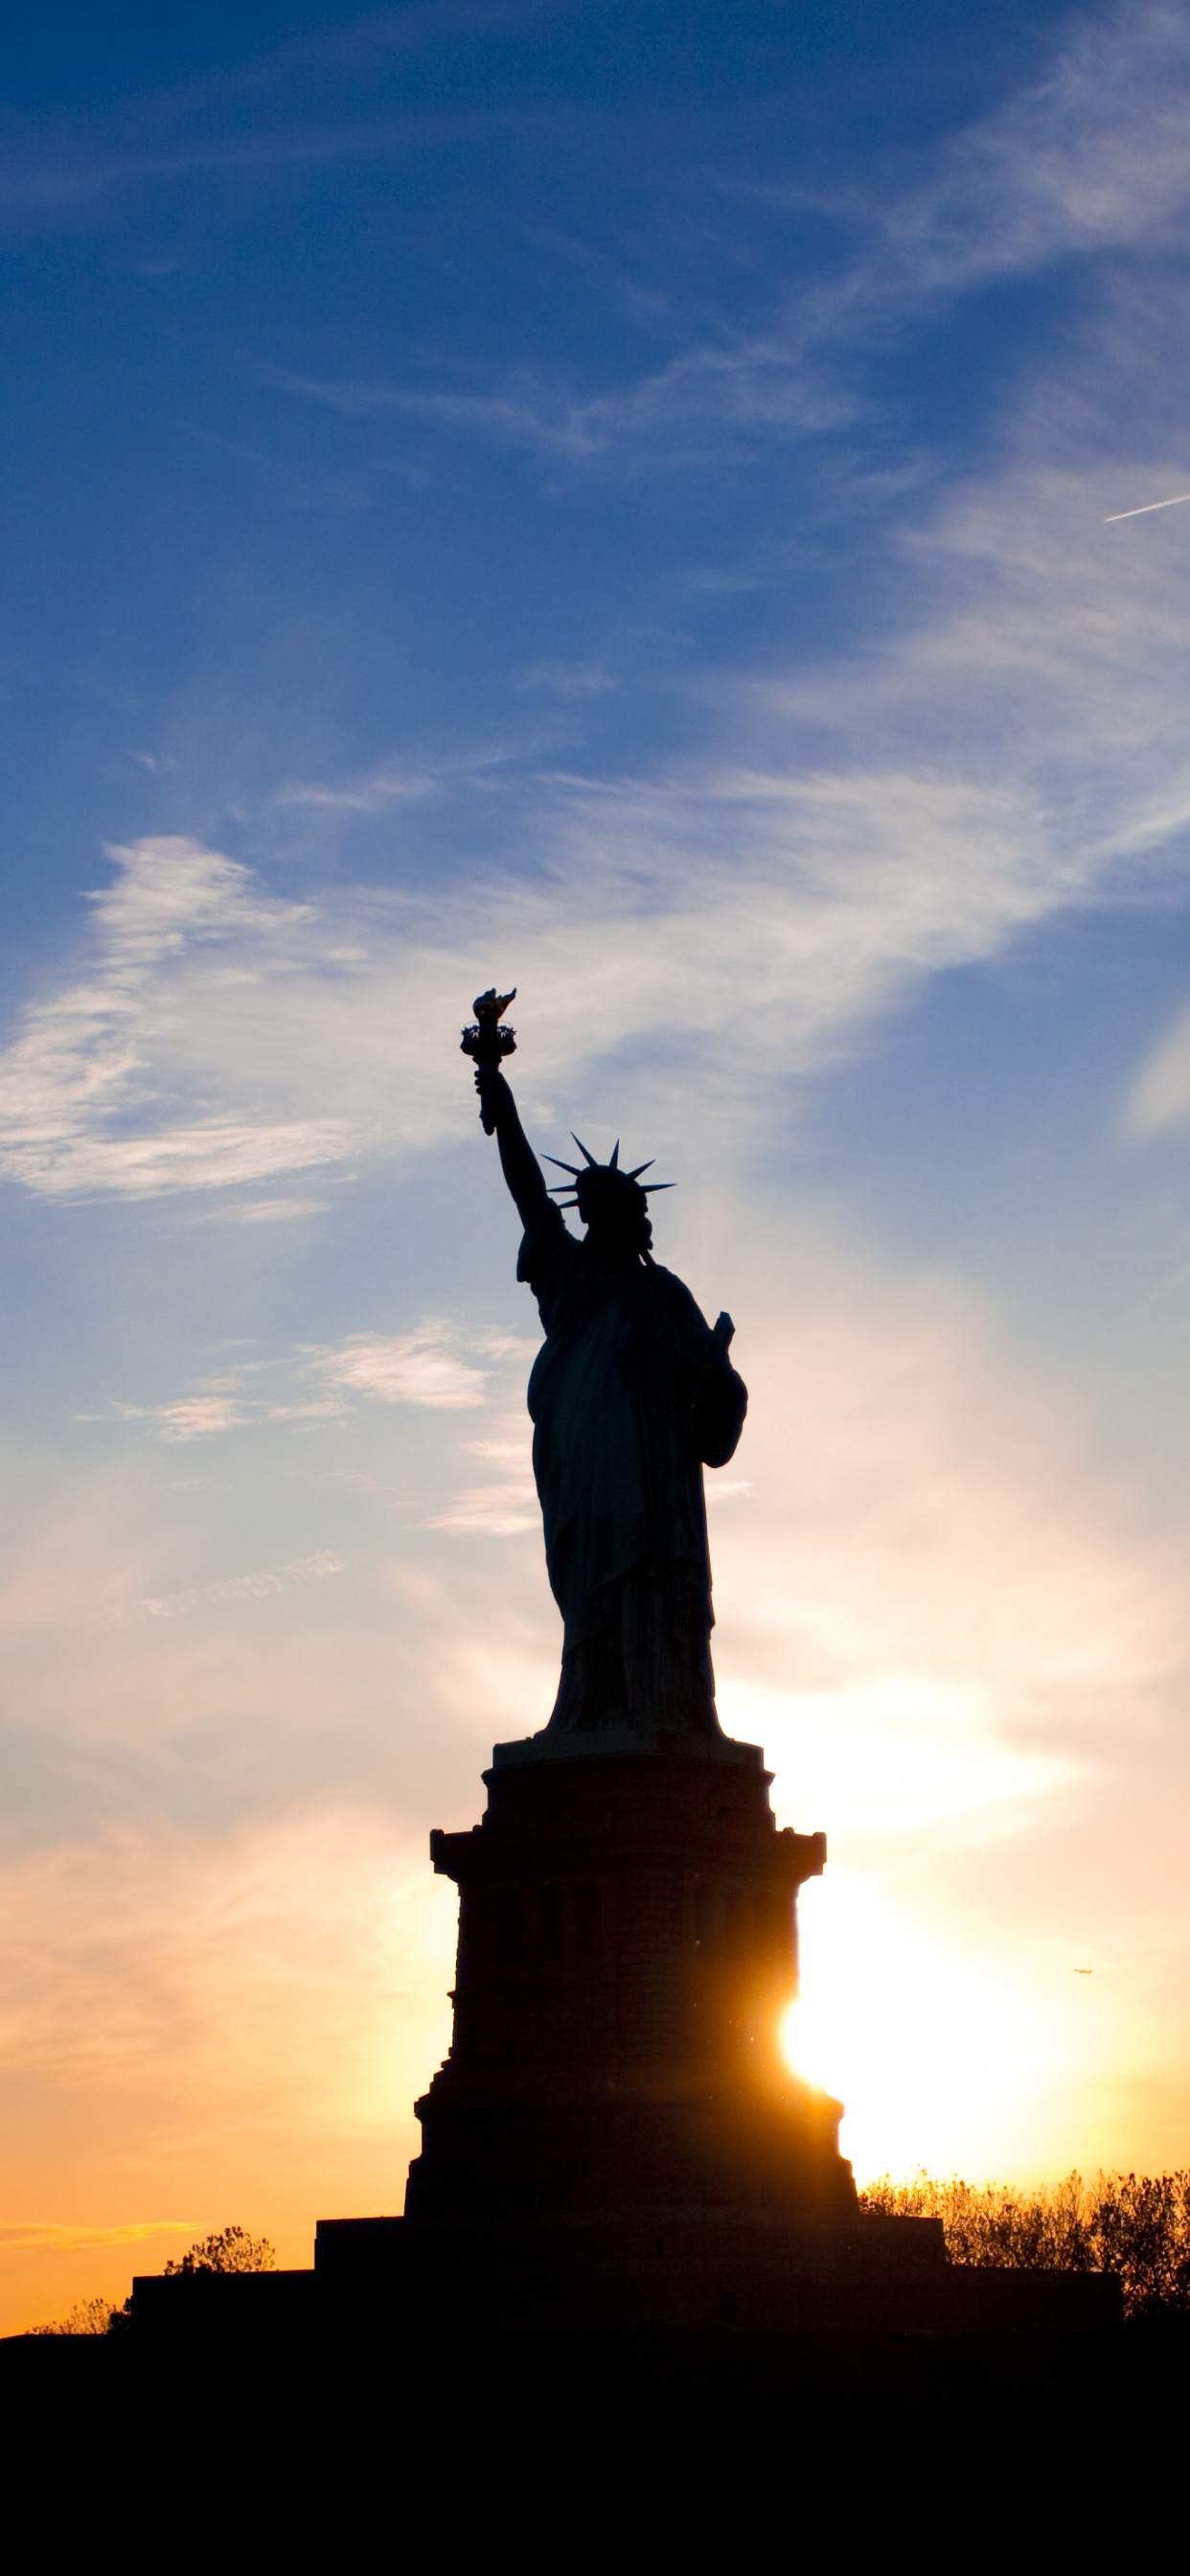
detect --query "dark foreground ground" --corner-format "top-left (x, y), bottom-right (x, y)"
top-left (3, 2313), bottom-right (1187, 2550)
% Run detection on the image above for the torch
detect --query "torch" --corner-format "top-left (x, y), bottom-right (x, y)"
top-left (460, 987), bottom-right (517, 1134)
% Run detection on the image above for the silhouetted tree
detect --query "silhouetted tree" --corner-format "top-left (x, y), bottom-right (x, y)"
top-left (1090, 2171), bottom-right (1190, 2312)
top-left (163, 2224), bottom-right (276, 2275)
top-left (30, 2295), bottom-right (121, 2335)
top-left (29, 2222), bottom-right (278, 2334)
top-left (859, 2169), bottom-right (1190, 2316)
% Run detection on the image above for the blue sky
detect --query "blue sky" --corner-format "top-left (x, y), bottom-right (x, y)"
top-left (8, 0), bottom-right (1190, 2321)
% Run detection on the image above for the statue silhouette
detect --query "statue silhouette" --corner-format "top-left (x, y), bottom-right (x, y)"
top-left (473, 1052), bottom-right (746, 1751)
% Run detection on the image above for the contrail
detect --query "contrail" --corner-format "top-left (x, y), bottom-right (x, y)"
top-left (1105, 492), bottom-right (1190, 521)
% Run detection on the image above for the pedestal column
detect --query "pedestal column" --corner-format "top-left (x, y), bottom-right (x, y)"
top-left (405, 1742), bottom-right (854, 2225)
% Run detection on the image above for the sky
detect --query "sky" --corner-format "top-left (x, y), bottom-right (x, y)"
top-left (5, 0), bottom-right (1190, 2329)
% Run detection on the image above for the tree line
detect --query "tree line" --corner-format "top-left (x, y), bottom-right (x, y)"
top-left (859, 2171), bottom-right (1190, 2316)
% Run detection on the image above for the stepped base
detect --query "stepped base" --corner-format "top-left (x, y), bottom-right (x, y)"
top-left (126, 2209), bottom-right (1118, 2342)
top-left (313, 2208), bottom-right (1118, 2335)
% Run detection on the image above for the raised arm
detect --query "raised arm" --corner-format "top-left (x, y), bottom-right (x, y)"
top-left (475, 1068), bottom-right (551, 1230)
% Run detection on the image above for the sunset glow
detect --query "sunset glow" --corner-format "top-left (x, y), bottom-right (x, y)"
top-left (783, 1874), bottom-right (1066, 2182)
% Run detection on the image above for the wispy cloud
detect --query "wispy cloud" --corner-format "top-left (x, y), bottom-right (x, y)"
top-left (0, 2), bottom-right (540, 228)
top-left (897, 1), bottom-right (1190, 275)
top-left (104, 1395), bottom-right (247, 1441)
top-left (257, 341), bottom-right (848, 463)
top-left (516, 657), bottom-right (617, 698)
top-left (0, 2220), bottom-right (196, 2252)
top-left (262, 7), bottom-right (1190, 469)
top-left (92, 1389), bottom-right (339, 1441)
top-left (313, 1331), bottom-right (489, 1408)
top-left (0, 661), bottom-right (1178, 1204)
top-left (1128, 999), bottom-right (1190, 1132)
top-left (271, 765), bottom-right (440, 813)
top-left (83, 1324), bottom-right (509, 1448)
top-left (429, 1481), bottom-right (538, 1534)
top-left (94, 1550), bottom-right (344, 1629)
top-left (209, 1197), bottom-right (332, 1224)
top-left (0, 837), bottom-right (349, 1198)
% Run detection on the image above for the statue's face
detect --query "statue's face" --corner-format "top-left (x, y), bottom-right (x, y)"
top-left (584, 1196), bottom-right (652, 1259)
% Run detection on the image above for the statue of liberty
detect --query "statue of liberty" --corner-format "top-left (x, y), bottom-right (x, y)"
top-left (464, 992), bottom-right (747, 1752)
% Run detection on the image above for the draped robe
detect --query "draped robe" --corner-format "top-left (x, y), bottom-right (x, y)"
top-left (518, 1203), bottom-right (747, 1746)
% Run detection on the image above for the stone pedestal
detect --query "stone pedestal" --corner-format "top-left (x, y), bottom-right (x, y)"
top-left (406, 1737), bottom-right (853, 2231)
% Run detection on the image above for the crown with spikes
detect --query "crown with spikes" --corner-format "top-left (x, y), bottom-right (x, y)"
top-left (543, 1135), bottom-right (675, 1215)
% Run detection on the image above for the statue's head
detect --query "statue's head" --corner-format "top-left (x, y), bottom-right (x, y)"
top-left (575, 1166), bottom-right (653, 1255)
top-left (545, 1137), bottom-right (672, 1261)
